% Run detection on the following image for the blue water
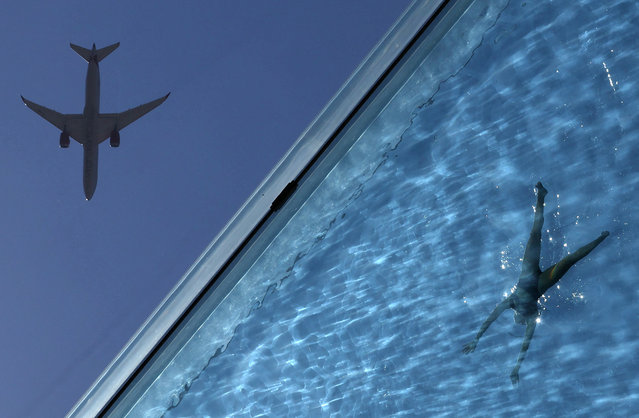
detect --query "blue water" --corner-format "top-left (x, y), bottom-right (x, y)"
top-left (141, 0), bottom-right (639, 416)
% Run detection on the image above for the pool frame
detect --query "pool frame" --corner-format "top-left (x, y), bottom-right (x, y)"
top-left (66, 0), bottom-right (467, 416)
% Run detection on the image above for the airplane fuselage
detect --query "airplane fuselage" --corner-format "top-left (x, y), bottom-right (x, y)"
top-left (82, 57), bottom-right (101, 200)
top-left (84, 58), bottom-right (100, 116)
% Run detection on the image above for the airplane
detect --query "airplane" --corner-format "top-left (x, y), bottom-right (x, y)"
top-left (21, 42), bottom-right (169, 200)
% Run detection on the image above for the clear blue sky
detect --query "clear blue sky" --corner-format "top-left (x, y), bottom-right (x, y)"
top-left (0, 1), bottom-right (411, 416)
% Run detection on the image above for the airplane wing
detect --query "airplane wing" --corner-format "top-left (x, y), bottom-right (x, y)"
top-left (21, 96), bottom-right (87, 144)
top-left (96, 93), bottom-right (170, 143)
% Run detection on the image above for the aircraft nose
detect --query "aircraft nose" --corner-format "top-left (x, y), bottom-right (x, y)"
top-left (84, 187), bottom-right (95, 201)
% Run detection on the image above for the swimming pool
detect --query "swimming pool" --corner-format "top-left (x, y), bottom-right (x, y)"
top-left (104, 0), bottom-right (638, 416)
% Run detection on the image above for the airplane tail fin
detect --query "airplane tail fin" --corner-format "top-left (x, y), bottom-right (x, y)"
top-left (70, 42), bottom-right (120, 63)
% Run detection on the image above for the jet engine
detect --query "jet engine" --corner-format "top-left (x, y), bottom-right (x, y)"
top-left (60, 131), bottom-right (70, 148)
top-left (110, 130), bottom-right (120, 147)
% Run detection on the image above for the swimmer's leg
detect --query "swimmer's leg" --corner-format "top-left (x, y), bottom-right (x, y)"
top-left (538, 231), bottom-right (609, 295)
top-left (522, 182), bottom-right (548, 274)
top-left (511, 317), bottom-right (536, 385)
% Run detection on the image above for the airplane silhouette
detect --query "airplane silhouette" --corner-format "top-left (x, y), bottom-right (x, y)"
top-left (22, 42), bottom-right (169, 200)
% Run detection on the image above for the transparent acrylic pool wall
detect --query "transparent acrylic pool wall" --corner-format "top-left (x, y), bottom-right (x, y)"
top-left (138, 0), bottom-right (639, 416)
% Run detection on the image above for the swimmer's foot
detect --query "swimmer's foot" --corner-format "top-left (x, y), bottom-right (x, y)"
top-left (535, 182), bottom-right (548, 198)
top-left (601, 231), bottom-right (610, 238)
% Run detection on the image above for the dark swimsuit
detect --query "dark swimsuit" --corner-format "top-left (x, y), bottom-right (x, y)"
top-left (510, 275), bottom-right (541, 319)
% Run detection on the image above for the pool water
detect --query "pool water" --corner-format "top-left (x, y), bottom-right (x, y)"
top-left (140, 0), bottom-right (639, 416)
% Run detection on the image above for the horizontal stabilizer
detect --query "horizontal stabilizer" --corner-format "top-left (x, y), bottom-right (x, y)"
top-left (70, 42), bottom-right (120, 63)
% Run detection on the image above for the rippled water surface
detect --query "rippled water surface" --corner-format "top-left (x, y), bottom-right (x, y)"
top-left (148, 0), bottom-right (638, 416)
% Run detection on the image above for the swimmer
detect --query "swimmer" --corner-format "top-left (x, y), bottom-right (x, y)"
top-left (462, 182), bottom-right (609, 385)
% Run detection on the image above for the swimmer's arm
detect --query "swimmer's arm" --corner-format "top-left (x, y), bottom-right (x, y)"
top-left (510, 318), bottom-right (537, 385)
top-left (463, 298), bottom-right (510, 354)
